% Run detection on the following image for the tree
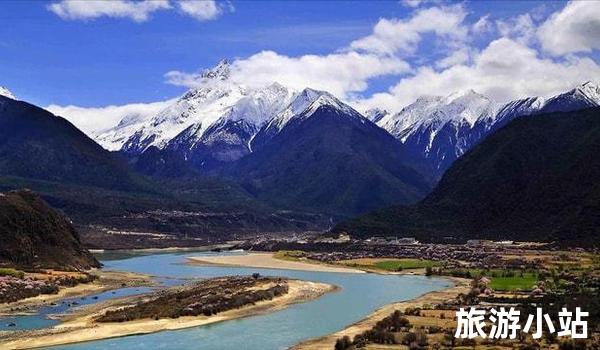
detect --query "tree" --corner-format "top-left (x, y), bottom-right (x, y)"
top-left (334, 336), bottom-right (352, 350)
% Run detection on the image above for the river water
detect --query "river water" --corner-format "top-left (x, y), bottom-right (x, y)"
top-left (3, 250), bottom-right (451, 350)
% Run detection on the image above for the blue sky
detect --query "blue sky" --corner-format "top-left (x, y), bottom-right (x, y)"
top-left (1, 0), bottom-right (600, 133)
top-left (0, 0), bottom-right (566, 106)
top-left (1, 1), bottom-right (399, 106)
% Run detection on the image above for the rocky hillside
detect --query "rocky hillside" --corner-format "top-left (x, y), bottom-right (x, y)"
top-left (0, 190), bottom-right (100, 270)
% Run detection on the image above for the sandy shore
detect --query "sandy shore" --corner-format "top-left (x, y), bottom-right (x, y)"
top-left (0, 279), bottom-right (335, 350)
top-left (188, 252), bottom-right (365, 273)
top-left (290, 277), bottom-right (470, 350)
top-left (0, 270), bottom-right (153, 317)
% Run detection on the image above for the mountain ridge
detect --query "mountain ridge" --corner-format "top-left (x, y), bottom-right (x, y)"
top-left (334, 107), bottom-right (600, 247)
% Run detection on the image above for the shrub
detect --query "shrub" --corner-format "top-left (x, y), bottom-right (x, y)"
top-left (334, 336), bottom-right (352, 350)
top-left (428, 325), bottom-right (441, 334)
top-left (403, 332), bottom-right (417, 345)
top-left (0, 268), bottom-right (25, 279)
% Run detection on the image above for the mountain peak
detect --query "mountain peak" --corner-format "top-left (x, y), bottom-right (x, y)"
top-left (0, 86), bottom-right (16, 100)
top-left (263, 87), bottom-right (359, 134)
top-left (573, 81), bottom-right (600, 99)
top-left (295, 87), bottom-right (357, 119)
top-left (201, 59), bottom-right (231, 80)
top-left (541, 81), bottom-right (600, 113)
top-left (445, 89), bottom-right (490, 104)
top-left (365, 108), bottom-right (389, 123)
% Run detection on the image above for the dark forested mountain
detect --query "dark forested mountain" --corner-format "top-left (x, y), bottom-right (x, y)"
top-left (335, 107), bottom-right (600, 247)
top-left (375, 82), bottom-right (600, 180)
top-left (0, 189), bottom-right (100, 270)
top-left (229, 89), bottom-right (431, 217)
top-left (0, 95), bottom-right (147, 191)
top-left (0, 95), bottom-right (328, 236)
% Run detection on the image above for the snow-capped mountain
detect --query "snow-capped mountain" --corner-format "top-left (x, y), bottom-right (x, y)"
top-left (263, 88), bottom-right (361, 133)
top-left (376, 90), bottom-right (498, 177)
top-left (230, 87), bottom-right (430, 216)
top-left (0, 86), bottom-right (15, 100)
top-left (492, 96), bottom-right (545, 126)
top-left (93, 110), bottom-right (157, 151)
top-left (540, 81), bottom-right (600, 113)
top-left (378, 90), bottom-right (497, 142)
top-left (364, 108), bottom-right (389, 124)
top-left (375, 81), bottom-right (600, 179)
top-left (251, 88), bottom-right (364, 151)
top-left (165, 82), bottom-right (296, 167)
top-left (120, 60), bottom-right (248, 155)
top-left (92, 63), bottom-right (600, 184)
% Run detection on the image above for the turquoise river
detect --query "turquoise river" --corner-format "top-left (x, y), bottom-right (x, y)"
top-left (2, 250), bottom-right (451, 350)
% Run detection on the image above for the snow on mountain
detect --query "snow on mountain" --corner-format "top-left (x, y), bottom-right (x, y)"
top-left (374, 89), bottom-right (498, 177)
top-left (364, 108), bottom-right (389, 124)
top-left (491, 96), bottom-right (545, 126)
top-left (164, 82), bottom-right (296, 165)
top-left (263, 88), bottom-right (361, 134)
top-left (0, 86), bottom-right (16, 100)
top-left (120, 60), bottom-right (248, 154)
top-left (378, 89), bottom-right (498, 144)
top-left (375, 82), bottom-right (600, 179)
top-left (93, 110), bottom-right (156, 151)
top-left (490, 81), bottom-right (600, 127)
top-left (192, 82), bottom-right (295, 149)
top-left (540, 81), bottom-right (600, 113)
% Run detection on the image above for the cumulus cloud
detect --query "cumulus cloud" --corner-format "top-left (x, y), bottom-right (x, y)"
top-left (47, 99), bottom-right (174, 134)
top-left (400, 0), bottom-right (423, 8)
top-left (349, 5), bottom-right (468, 56)
top-left (472, 15), bottom-right (492, 34)
top-left (435, 48), bottom-right (472, 69)
top-left (355, 37), bottom-right (600, 113)
top-left (496, 13), bottom-right (536, 45)
top-left (166, 51), bottom-right (410, 98)
top-left (47, 0), bottom-right (171, 22)
top-left (48, 1), bottom-right (600, 135)
top-left (538, 0), bottom-right (600, 56)
top-left (177, 0), bottom-right (230, 21)
top-left (165, 4), bottom-right (472, 99)
top-left (48, 0), bottom-right (229, 22)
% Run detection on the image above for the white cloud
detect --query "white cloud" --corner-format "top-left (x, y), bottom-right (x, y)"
top-left (177, 0), bottom-right (229, 21)
top-left (538, 0), bottom-right (600, 56)
top-left (48, 0), bottom-right (229, 22)
top-left (355, 38), bottom-right (600, 113)
top-left (47, 99), bottom-right (174, 134)
top-left (435, 48), bottom-right (471, 69)
top-left (496, 13), bottom-right (536, 45)
top-left (400, 0), bottom-right (423, 8)
top-left (472, 15), bottom-right (492, 34)
top-left (49, 1), bottom-right (600, 135)
top-left (47, 0), bottom-right (171, 22)
top-left (349, 5), bottom-right (468, 56)
top-left (166, 50), bottom-right (410, 98)
top-left (161, 4), bottom-right (469, 100)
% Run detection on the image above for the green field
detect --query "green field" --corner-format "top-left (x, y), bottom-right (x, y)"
top-left (488, 273), bottom-right (538, 291)
top-left (371, 259), bottom-right (441, 271)
top-left (445, 268), bottom-right (538, 291)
